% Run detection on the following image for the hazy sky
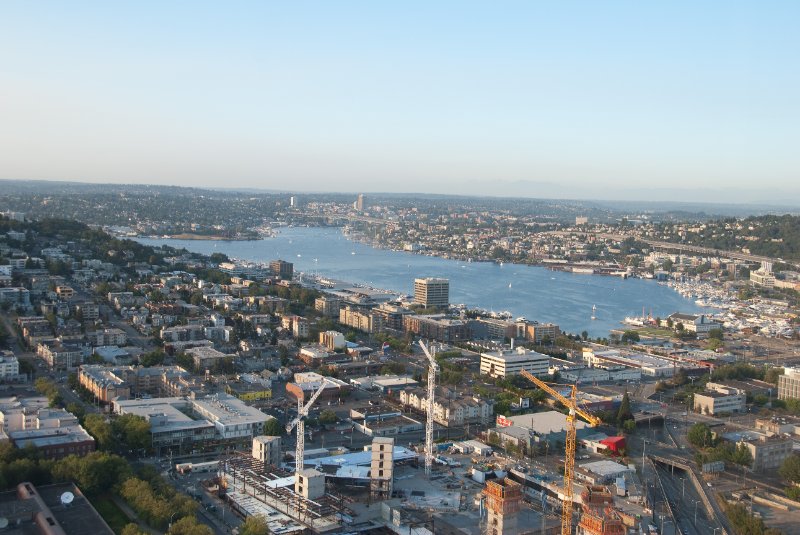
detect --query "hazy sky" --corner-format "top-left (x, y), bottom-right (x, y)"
top-left (1, 2), bottom-right (798, 203)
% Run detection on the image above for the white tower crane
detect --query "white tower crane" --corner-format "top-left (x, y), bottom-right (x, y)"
top-left (286, 378), bottom-right (330, 478)
top-left (419, 340), bottom-right (438, 477)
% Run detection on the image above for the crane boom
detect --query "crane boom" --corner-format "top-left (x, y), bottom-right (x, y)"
top-left (285, 378), bottom-right (329, 433)
top-left (286, 378), bottom-right (330, 477)
top-left (419, 340), bottom-right (438, 477)
top-left (520, 369), bottom-right (601, 535)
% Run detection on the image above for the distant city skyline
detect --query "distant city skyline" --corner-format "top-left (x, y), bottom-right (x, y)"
top-left (1, 2), bottom-right (799, 204)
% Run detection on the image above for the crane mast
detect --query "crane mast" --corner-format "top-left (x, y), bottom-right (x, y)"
top-left (419, 340), bottom-right (438, 477)
top-left (520, 370), bottom-right (601, 535)
top-left (286, 378), bottom-right (329, 478)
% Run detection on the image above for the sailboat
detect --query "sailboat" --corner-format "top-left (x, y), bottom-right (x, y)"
top-left (591, 304), bottom-right (597, 320)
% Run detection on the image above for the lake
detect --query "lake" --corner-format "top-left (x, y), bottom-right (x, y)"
top-left (137, 227), bottom-right (704, 338)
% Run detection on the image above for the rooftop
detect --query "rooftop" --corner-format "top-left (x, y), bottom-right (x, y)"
top-left (0, 482), bottom-right (114, 535)
top-left (481, 347), bottom-right (549, 363)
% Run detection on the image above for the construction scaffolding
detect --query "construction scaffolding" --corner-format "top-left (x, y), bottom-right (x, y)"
top-left (577, 486), bottom-right (627, 535)
top-left (218, 453), bottom-right (348, 533)
top-left (483, 478), bottom-right (522, 535)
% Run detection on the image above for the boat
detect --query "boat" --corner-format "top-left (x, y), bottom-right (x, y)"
top-left (591, 305), bottom-right (597, 320)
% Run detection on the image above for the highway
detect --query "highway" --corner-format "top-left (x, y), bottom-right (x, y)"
top-left (653, 462), bottom-right (719, 535)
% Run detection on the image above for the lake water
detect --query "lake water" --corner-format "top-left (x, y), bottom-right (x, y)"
top-left (137, 227), bottom-right (703, 338)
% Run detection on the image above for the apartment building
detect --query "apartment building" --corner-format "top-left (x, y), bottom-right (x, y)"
top-left (403, 314), bottom-right (470, 343)
top-left (778, 367), bottom-right (800, 400)
top-left (92, 328), bottom-right (127, 347)
top-left (314, 296), bottom-right (342, 317)
top-left (400, 388), bottom-right (493, 427)
top-left (36, 341), bottom-right (86, 371)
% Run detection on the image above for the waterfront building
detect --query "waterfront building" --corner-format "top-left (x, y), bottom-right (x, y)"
top-left (480, 347), bottom-right (549, 378)
top-left (403, 314), bottom-right (469, 342)
top-left (526, 322), bottom-right (561, 344)
top-left (269, 259), bottom-right (294, 280)
top-left (413, 277), bottom-right (449, 307)
top-left (662, 313), bottom-right (721, 336)
top-left (470, 317), bottom-right (527, 341)
top-left (750, 268), bottom-right (776, 288)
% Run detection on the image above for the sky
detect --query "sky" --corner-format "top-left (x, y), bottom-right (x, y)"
top-left (1, 2), bottom-right (799, 204)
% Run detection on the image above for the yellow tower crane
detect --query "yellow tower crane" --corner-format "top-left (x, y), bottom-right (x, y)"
top-left (520, 370), bottom-right (602, 535)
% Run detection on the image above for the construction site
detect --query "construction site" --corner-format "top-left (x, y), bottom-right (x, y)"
top-left (196, 341), bottom-right (651, 534)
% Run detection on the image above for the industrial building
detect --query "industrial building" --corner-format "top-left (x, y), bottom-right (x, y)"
top-left (491, 410), bottom-right (592, 450)
top-left (582, 347), bottom-right (703, 378)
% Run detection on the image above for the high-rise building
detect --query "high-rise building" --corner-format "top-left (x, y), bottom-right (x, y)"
top-left (413, 277), bottom-right (449, 308)
top-left (289, 195), bottom-right (298, 208)
top-left (370, 437), bottom-right (394, 500)
top-left (270, 260), bottom-right (293, 280)
top-left (355, 193), bottom-right (365, 211)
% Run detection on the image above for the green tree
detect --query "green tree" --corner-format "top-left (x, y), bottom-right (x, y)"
top-left (707, 328), bottom-right (724, 341)
top-left (168, 516), bottom-right (213, 535)
top-left (731, 443), bottom-right (753, 468)
top-left (239, 515), bottom-right (270, 535)
top-left (263, 418), bottom-right (284, 436)
top-left (687, 423), bottom-right (713, 448)
top-left (140, 350), bottom-right (166, 367)
top-left (66, 402), bottom-right (86, 421)
top-left (622, 419), bottom-right (636, 434)
top-left (319, 409), bottom-right (337, 425)
top-left (113, 414), bottom-right (152, 451)
top-left (779, 455), bottom-right (800, 484)
top-left (765, 367), bottom-right (785, 385)
top-left (84, 413), bottom-right (115, 450)
top-left (616, 392), bottom-right (633, 427)
top-left (121, 524), bottom-right (149, 535)
top-left (620, 330), bottom-right (640, 344)
top-left (50, 452), bottom-right (131, 494)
